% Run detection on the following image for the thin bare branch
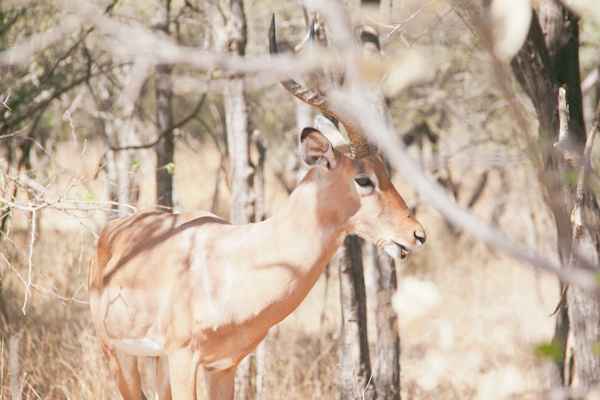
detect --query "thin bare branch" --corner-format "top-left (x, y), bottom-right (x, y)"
top-left (554, 86), bottom-right (583, 170)
top-left (108, 93), bottom-right (207, 152)
top-left (22, 210), bottom-right (37, 314)
top-left (1, 91), bottom-right (12, 110)
top-left (0, 1), bottom-right (339, 85)
top-left (382, 0), bottom-right (439, 37)
top-left (30, 282), bottom-right (89, 305)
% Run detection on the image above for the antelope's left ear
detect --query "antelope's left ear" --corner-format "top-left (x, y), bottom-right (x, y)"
top-left (301, 128), bottom-right (337, 171)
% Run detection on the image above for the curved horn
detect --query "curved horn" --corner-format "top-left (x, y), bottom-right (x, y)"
top-left (269, 15), bottom-right (336, 119)
top-left (269, 14), bottom-right (372, 158)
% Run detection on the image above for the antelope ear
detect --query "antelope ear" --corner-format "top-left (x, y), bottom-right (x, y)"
top-left (301, 128), bottom-right (337, 170)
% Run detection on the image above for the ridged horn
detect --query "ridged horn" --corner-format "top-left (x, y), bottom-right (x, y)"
top-left (269, 14), bottom-right (372, 158)
top-left (269, 15), bottom-right (335, 119)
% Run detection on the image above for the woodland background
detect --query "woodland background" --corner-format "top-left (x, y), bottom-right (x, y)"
top-left (1, 0), bottom-right (600, 399)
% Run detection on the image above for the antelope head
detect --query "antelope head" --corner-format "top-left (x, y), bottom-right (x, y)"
top-left (270, 15), bottom-right (426, 259)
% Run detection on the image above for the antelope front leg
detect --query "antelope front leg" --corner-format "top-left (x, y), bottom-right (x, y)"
top-left (154, 355), bottom-right (172, 400)
top-left (168, 349), bottom-right (199, 399)
top-left (202, 365), bottom-right (237, 400)
top-left (103, 346), bottom-right (145, 400)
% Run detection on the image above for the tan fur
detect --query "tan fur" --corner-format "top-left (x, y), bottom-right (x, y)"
top-left (89, 131), bottom-right (425, 400)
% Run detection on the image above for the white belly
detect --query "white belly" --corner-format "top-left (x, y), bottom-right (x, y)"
top-left (112, 338), bottom-right (167, 357)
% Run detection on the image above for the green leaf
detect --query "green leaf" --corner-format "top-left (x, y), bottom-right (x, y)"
top-left (535, 340), bottom-right (565, 362)
top-left (564, 169), bottom-right (578, 187)
top-left (85, 194), bottom-right (96, 202)
top-left (592, 342), bottom-right (600, 356)
top-left (131, 161), bottom-right (140, 171)
top-left (165, 162), bottom-right (175, 175)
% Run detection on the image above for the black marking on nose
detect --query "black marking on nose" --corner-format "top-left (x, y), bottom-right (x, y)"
top-left (415, 231), bottom-right (425, 244)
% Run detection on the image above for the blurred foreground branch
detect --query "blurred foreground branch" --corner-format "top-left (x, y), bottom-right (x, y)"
top-left (359, 99), bottom-right (598, 290)
top-left (0, 0), bottom-right (334, 80)
top-left (302, 0), bottom-right (598, 291)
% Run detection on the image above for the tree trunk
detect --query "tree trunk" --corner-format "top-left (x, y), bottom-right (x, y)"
top-left (154, 0), bottom-right (175, 211)
top-left (87, 64), bottom-right (144, 218)
top-left (372, 245), bottom-right (400, 400)
top-left (510, 8), bottom-right (571, 385)
top-left (103, 119), bottom-right (142, 218)
top-left (510, 3), bottom-right (600, 390)
top-left (338, 234), bottom-right (373, 400)
top-left (208, 0), bottom-right (254, 226)
top-left (252, 129), bottom-right (267, 223)
top-left (252, 129), bottom-right (268, 400)
top-left (207, 0), bottom-right (255, 397)
top-left (357, 2), bottom-right (402, 395)
top-left (567, 193), bottom-right (600, 391)
top-left (224, 76), bottom-right (254, 225)
top-left (293, 10), bottom-right (376, 398)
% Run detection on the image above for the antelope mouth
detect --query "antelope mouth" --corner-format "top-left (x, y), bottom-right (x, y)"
top-left (397, 243), bottom-right (409, 260)
top-left (384, 241), bottom-right (410, 260)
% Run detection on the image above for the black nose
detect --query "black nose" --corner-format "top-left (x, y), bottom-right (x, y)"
top-left (414, 229), bottom-right (426, 244)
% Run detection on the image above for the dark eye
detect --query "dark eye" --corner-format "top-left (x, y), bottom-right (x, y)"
top-left (355, 177), bottom-right (374, 188)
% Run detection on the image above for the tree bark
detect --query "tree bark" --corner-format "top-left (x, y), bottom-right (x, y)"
top-left (103, 118), bottom-right (142, 218)
top-left (538, 2), bottom-right (585, 141)
top-left (510, 3), bottom-right (600, 390)
top-left (372, 245), bottom-right (400, 400)
top-left (207, 0), bottom-right (255, 397)
top-left (252, 130), bottom-right (267, 223)
top-left (154, 0), bottom-right (175, 211)
top-left (567, 193), bottom-right (600, 391)
top-left (338, 234), bottom-right (373, 400)
top-left (224, 76), bottom-right (254, 225)
top-left (208, 0), bottom-right (254, 225)
top-left (510, 8), bottom-right (571, 385)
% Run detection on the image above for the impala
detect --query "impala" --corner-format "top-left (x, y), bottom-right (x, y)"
top-left (88, 16), bottom-right (425, 400)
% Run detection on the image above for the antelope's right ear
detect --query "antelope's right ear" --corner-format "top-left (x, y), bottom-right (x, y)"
top-left (301, 128), bottom-right (337, 171)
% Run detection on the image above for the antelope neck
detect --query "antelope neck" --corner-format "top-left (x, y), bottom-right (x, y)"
top-left (258, 174), bottom-right (348, 281)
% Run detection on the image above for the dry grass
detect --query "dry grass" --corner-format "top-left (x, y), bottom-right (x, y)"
top-left (0, 140), bottom-right (562, 399)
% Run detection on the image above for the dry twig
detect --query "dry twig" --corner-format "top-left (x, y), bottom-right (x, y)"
top-left (550, 89), bottom-right (600, 314)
